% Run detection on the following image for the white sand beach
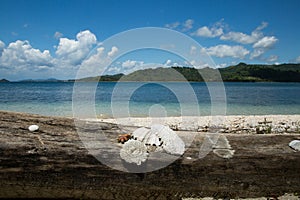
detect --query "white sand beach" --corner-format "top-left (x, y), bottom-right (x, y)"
top-left (97, 115), bottom-right (300, 134)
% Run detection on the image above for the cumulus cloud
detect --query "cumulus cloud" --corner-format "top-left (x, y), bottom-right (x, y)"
top-left (55, 30), bottom-right (97, 65)
top-left (192, 20), bottom-right (224, 38)
top-left (250, 36), bottom-right (278, 60)
top-left (107, 46), bottom-right (118, 57)
top-left (219, 22), bottom-right (278, 60)
top-left (296, 56), bottom-right (300, 63)
top-left (54, 31), bottom-right (63, 39)
top-left (80, 47), bottom-right (105, 67)
top-left (220, 22), bottom-right (267, 44)
top-left (0, 40), bottom-right (53, 72)
top-left (252, 36), bottom-right (278, 49)
top-left (203, 45), bottom-right (250, 59)
top-left (221, 31), bottom-right (260, 44)
top-left (192, 26), bottom-right (223, 38)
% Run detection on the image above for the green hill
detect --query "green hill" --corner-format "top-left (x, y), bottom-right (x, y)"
top-left (220, 63), bottom-right (300, 82)
top-left (72, 73), bottom-right (124, 82)
top-left (72, 63), bottom-right (300, 82)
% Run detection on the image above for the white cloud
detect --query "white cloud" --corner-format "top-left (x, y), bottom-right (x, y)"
top-left (76, 47), bottom-right (109, 78)
top-left (219, 22), bottom-right (278, 60)
top-left (165, 19), bottom-right (194, 31)
top-left (220, 22), bottom-right (268, 44)
top-left (266, 55), bottom-right (278, 62)
top-left (0, 40), bottom-right (53, 71)
top-left (296, 56), bottom-right (300, 63)
top-left (250, 35), bottom-right (278, 60)
top-left (190, 61), bottom-right (212, 69)
top-left (250, 48), bottom-right (265, 59)
top-left (215, 63), bottom-right (228, 68)
top-left (165, 22), bottom-right (180, 29)
top-left (120, 60), bottom-right (145, 74)
top-left (252, 36), bottom-right (278, 49)
top-left (111, 60), bottom-right (175, 75)
top-left (192, 26), bottom-right (223, 38)
top-left (55, 30), bottom-right (97, 65)
top-left (0, 30), bottom-right (108, 80)
top-left (0, 40), bottom-right (5, 56)
top-left (165, 59), bottom-right (172, 66)
top-left (107, 46), bottom-right (118, 57)
top-left (54, 31), bottom-right (63, 39)
top-left (0, 40), bottom-right (4, 49)
top-left (80, 47), bottom-right (105, 68)
top-left (190, 45), bottom-right (197, 55)
top-left (122, 60), bottom-right (137, 68)
top-left (256, 22), bottom-right (268, 31)
top-left (203, 45), bottom-right (250, 59)
top-left (192, 20), bottom-right (224, 38)
top-left (182, 19), bottom-right (194, 31)
top-left (221, 31), bottom-right (260, 44)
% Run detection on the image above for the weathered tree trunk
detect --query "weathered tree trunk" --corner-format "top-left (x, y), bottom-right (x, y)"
top-left (0, 111), bottom-right (299, 199)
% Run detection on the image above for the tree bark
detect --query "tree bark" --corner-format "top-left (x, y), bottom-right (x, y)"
top-left (0, 111), bottom-right (299, 199)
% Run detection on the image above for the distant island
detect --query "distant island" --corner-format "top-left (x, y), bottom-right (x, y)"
top-left (75, 63), bottom-right (300, 82)
top-left (0, 79), bottom-right (10, 83)
top-left (2, 63), bottom-right (300, 82)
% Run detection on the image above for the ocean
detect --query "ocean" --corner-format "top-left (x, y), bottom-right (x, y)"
top-left (0, 82), bottom-right (299, 117)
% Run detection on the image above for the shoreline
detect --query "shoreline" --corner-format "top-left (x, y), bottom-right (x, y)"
top-left (1, 110), bottom-right (299, 134)
top-left (97, 114), bottom-right (300, 134)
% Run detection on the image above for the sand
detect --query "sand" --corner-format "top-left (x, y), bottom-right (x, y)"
top-left (95, 115), bottom-right (300, 134)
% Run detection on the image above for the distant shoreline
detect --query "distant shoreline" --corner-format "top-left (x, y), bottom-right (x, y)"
top-left (2, 63), bottom-right (300, 82)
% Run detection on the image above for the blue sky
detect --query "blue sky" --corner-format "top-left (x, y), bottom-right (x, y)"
top-left (0, 0), bottom-right (300, 80)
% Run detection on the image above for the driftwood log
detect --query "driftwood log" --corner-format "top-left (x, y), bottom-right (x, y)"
top-left (0, 111), bottom-right (300, 199)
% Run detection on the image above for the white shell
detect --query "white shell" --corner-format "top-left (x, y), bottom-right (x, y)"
top-left (120, 140), bottom-right (148, 165)
top-left (129, 124), bottom-right (185, 159)
top-left (132, 127), bottom-right (161, 147)
top-left (28, 125), bottom-right (39, 132)
top-left (132, 127), bottom-right (149, 141)
top-left (151, 124), bottom-right (185, 155)
top-left (289, 140), bottom-right (300, 151)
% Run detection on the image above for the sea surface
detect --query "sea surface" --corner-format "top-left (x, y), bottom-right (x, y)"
top-left (0, 82), bottom-right (299, 117)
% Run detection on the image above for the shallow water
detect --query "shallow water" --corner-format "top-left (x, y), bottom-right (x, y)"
top-left (0, 82), bottom-right (299, 117)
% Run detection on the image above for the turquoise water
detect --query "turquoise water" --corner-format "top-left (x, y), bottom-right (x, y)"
top-left (0, 82), bottom-right (299, 117)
